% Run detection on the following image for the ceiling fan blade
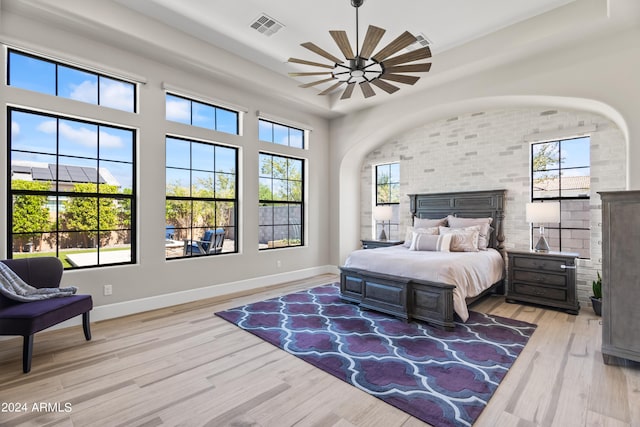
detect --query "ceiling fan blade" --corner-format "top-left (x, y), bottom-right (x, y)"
top-left (299, 77), bottom-right (335, 88)
top-left (380, 73), bottom-right (420, 85)
top-left (359, 25), bottom-right (386, 59)
top-left (301, 42), bottom-right (343, 64)
top-left (288, 72), bottom-right (334, 77)
top-left (384, 63), bottom-right (431, 74)
top-left (380, 47), bottom-right (432, 67)
top-left (359, 81), bottom-right (376, 98)
top-left (288, 57), bottom-right (335, 69)
top-left (340, 83), bottom-right (356, 99)
top-left (371, 78), bottom-right (400, 94)
top-left (329, 30), bottom-right (355, 60)
top-left (318, 81), bottom-right (345, 95)
top-left (371, 31), bottom-right (417, 63)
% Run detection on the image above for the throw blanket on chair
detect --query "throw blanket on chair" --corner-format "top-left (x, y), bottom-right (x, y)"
top-left (0, 262), bottom-right (78, 302)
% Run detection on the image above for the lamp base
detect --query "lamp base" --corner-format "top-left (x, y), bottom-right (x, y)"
top-left (378, 228), bottom-right (387, 241)
top-left (534, 234), bottom-right (550, 252)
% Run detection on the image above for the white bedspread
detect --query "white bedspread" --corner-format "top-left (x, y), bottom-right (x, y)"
top-left (343, 246), bottom-right (504, 321)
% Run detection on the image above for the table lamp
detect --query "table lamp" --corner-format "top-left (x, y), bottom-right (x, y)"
top-left (526, 202), bottom-right (560, 252)
top-left (373, 205), bottom-right (393, 241)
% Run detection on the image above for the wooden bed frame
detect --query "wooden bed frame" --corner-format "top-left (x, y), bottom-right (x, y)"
top-left (339, 189), bottom-right (506, 331)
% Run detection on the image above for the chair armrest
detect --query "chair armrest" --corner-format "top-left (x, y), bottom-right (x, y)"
top-left (0, 257), bottom-right (64, 289)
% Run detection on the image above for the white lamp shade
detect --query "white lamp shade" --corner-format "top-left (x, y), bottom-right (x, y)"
top-left (373, 205), bottom-right (393, 221)
top-left (526, 202), bottom-right (560, 223)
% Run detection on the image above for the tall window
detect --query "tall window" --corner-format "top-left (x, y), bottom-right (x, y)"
top-left (8, 49), bottom-right (136, 112)
top-left (165, 137), bottom-right (238, 258)
top-left (258, 119), bottom-right (304, 149)
top-left (375, 163), bottom-right (400, 240)
top-left (165, 93), bottom-right (238, 135)
top-left (8, 108), bottom-right (135, 268)
top-left (258, 153), bottom-right (304, 249)
top-left (531, 136), bottom-right (590, 257)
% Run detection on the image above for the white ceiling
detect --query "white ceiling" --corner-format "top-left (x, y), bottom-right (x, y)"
top-left (113, 0), bottom-right (578, 110)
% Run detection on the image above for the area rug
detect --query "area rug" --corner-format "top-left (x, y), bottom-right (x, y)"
top-left (215, 283), bottom-right (536, 427)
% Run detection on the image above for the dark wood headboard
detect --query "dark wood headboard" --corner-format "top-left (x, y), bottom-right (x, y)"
top-left (408, 189), bottom-right (506, 252)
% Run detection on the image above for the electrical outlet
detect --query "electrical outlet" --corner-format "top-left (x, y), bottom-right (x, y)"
top-left (103, 284), bottom-right (113, 296)
top-left (276, 260), bottom-right (282, 268)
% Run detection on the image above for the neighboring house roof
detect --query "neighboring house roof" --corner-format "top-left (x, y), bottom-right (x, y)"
top-left (11, 161), bottom-right (119, 186)
top-left (533, 175), bottom-right (590, 191)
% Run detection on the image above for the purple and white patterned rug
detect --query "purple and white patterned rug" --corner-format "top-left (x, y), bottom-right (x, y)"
top-left (215, 283), bottom-right (536, 427)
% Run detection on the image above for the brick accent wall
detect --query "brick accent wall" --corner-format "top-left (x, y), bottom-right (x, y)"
top-left (360, 108), bottom-right (626, 305)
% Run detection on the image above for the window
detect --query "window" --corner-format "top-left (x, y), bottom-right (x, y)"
top-left (375, 163), bottom-right (400, 240)
top-left (165, 93), bottom-right (238, 135)
top-left (258, 153), bottom-right (304, 249)
top-left (531, 136), bottom-right (590, 257)
top-left (8, 49), bottom-right (136, 112)
top-left (258, 119), bottom-right (304, 149)
top-left (8, 108), bottom-right (135, 268)
top-left (165, 137), bottom-right (238, 258)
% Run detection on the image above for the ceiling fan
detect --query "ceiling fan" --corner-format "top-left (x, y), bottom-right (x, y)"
top-left (288, 0), bottom-right (432, 100)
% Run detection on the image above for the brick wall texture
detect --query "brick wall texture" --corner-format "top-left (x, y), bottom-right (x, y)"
top-left (360, 108), bottom-right (626, 305)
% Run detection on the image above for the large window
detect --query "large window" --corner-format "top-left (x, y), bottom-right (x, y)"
top-left (8, 49), bottom-right (136, 113)
top-left (258, 153), bottom-right (304, 249)
top-left (258, 119), bottom-right (304, 149)
top-left (165, 137), bottom-right (238, 258)
top-left (165, 93), bottom-right (238, 135)
top-left (531, 136), bottom-right (590, 257)
top-left (8, 108), bottom-right (135, 268)
top-left (375, 162), bottom-right (400, 240)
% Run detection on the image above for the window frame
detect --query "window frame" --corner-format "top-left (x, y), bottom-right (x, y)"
top-left (258, 118), bottom-right (305, 149)
top-left (258, 152), bottom-right (305, 250)
top-left (530, 136), bottom-right (590, 257)
top-left (7, 107), bottom-right (137, 269)
top-left (7, 48), bottom-right (137, 113)
top-left (165, 135), bottom-right (239, 259)
top-left (374, 162), bottom-right (400, 240)
top-left (165, 92), bottom-right (239, 135)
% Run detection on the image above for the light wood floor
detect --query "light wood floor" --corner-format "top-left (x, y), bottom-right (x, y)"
top-left (0, 274), bottom-right (638, 427)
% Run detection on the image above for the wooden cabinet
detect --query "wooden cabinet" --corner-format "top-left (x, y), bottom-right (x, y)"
top-left (506, 250), bottom-right (580, 314)
top-left (600, 191), bottom-right (640, 365)
top-left (360, 239), bottom-right (404, 249)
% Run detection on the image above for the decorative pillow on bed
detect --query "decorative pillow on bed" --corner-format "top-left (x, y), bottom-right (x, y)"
top-left (402, 226), bottom-right (439, 247)
top-left (409, 232), bottom-right (452, 252)
top-left (413, 217), bottom-right (447, 229)
top-left (439, 225), bottom-right (480, 252)
top-left (446, 215), bottom-right (493, 250)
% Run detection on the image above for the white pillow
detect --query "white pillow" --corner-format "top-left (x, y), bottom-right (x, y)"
top-left (446, 215), bottom-right (493, 250)
top-left (409, 232), bottom-right (451, 252)
top-left (439, 225), bottom-right (480, 252)
top-left (402, 226), bottom-right (439, 247)
top-left (413, 217), bottom-right (447, 229)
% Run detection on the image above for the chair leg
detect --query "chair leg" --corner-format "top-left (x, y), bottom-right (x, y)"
top-left (23, 335), bottom-right (33, 373)
top-left (82, 311), bottom-right (92, 341)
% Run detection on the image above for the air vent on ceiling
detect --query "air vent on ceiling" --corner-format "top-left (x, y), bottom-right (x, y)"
top-left (250, 14), bottom-right (284, 37)
top-left (405, 33), bottom-right (431, 52)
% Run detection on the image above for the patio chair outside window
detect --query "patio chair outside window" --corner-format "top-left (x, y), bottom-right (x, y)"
top-left (184, 228), bottom-right (225, 256)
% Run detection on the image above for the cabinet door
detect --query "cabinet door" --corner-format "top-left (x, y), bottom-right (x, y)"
top-left (604, 198), bottom-right (640, 356)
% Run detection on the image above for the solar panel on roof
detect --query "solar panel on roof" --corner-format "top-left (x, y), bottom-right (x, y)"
top-left (57, 166), bottom-right (72, 182)
top-left (81, 167), bottom-right (99, 183)
top-left (11, 165), bottom-right (32, 174)
top-left (31, 167), bottom-right (53, 181)
top-left (68, 166), bottom-right (89, 182)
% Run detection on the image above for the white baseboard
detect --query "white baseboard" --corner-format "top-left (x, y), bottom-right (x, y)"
top-left (36, 265), bottom-right (340, 332)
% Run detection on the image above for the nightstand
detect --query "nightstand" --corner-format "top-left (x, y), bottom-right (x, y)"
top-left (506, 250), bottom-right (580, 315)
top-left (361, 239), bottom-right (404, 249)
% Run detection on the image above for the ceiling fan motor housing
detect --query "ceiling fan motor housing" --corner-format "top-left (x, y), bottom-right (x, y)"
top-left (350, 0), bottom-right (365, 8)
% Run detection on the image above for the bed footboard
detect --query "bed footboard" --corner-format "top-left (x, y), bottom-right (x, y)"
top-left (339, 266), bottom-right (457, 330)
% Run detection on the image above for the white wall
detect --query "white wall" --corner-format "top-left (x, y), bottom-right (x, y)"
top-left (359, 108), bottom-right (626, 303)
top-left (0, 5), bottom-right (332, 315)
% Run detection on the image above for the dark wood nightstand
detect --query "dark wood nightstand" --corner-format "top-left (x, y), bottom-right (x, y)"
top-left (506, 250), bottom-right (580, 315)
top-left (361, 239), bottom-right (404, 249)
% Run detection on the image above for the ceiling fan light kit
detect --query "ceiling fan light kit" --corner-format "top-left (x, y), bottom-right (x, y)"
top-left (288, 0), bottom-right (432, 100)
